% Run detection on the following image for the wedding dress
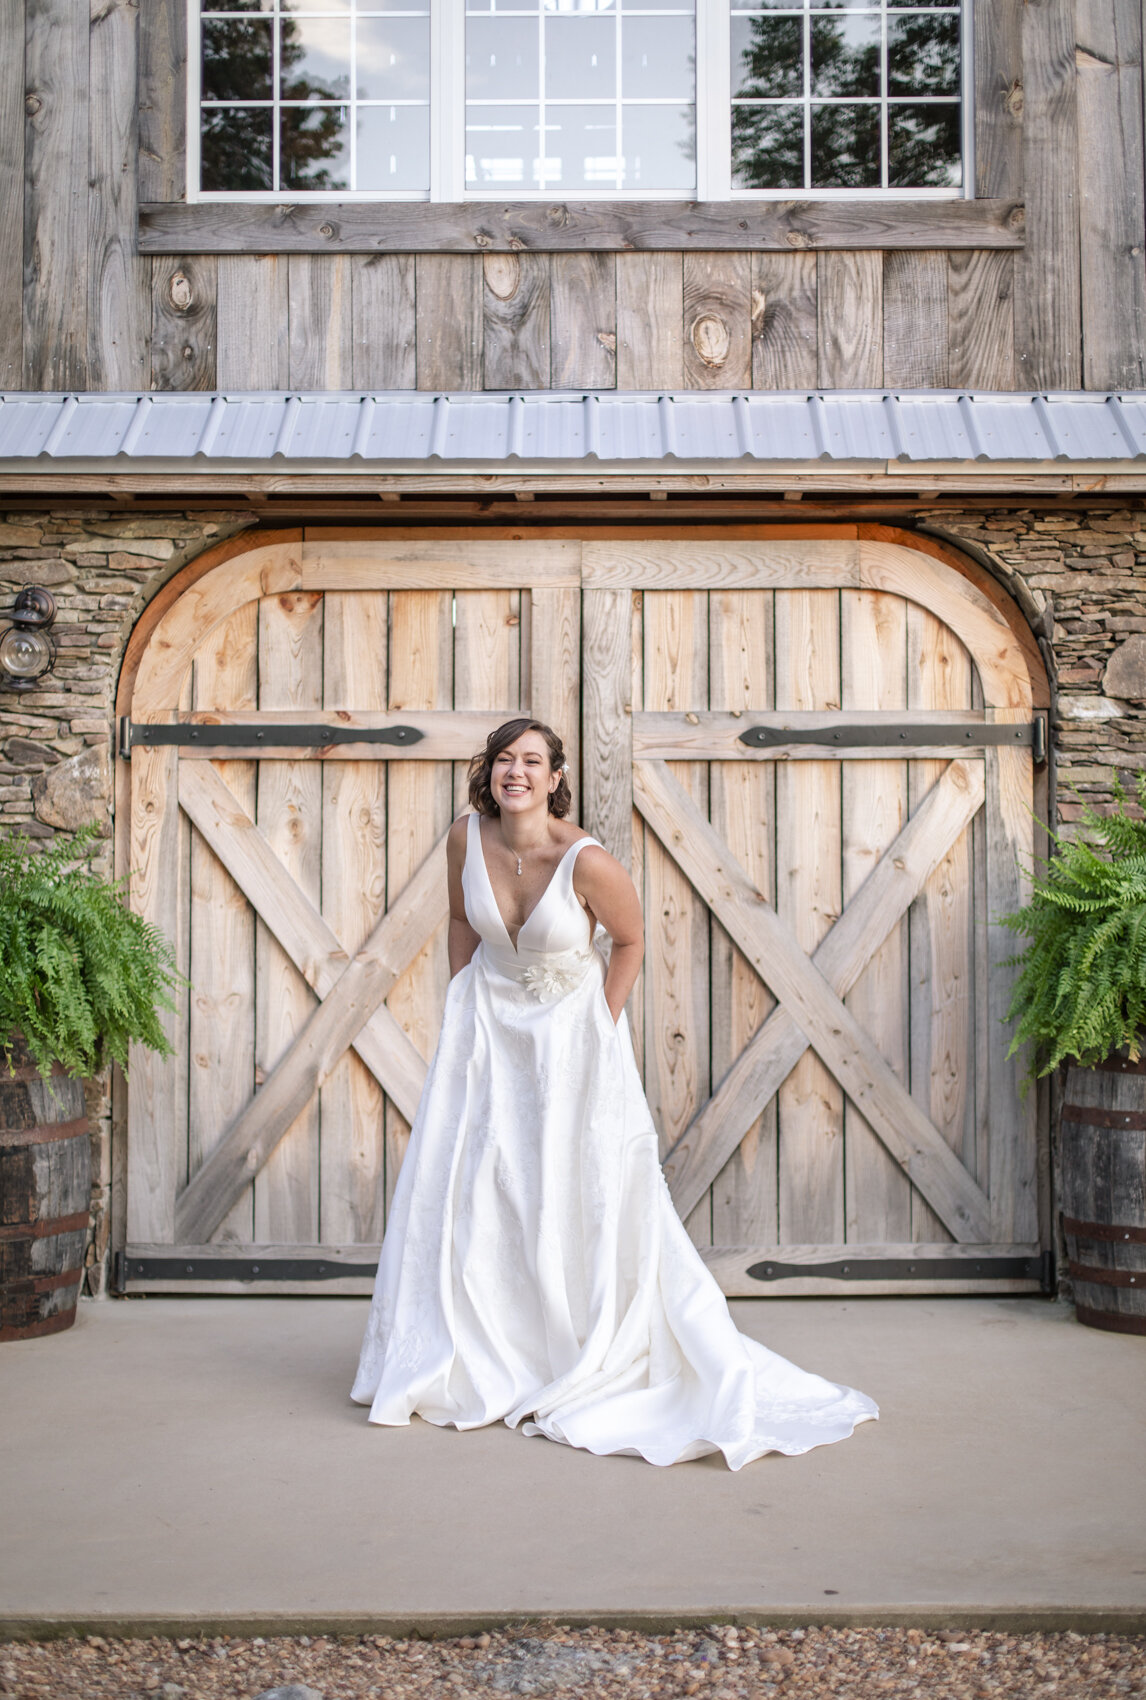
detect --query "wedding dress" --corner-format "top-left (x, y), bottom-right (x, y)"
top-left (351, 811), bottom-right (878, 1469)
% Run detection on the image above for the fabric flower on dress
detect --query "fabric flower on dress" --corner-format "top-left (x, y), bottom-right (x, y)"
top-left (521, 951), bottom-right (592, 1002)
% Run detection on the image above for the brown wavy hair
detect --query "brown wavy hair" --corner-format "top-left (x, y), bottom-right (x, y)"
top-left (467, 719), bottom-right (572, 819)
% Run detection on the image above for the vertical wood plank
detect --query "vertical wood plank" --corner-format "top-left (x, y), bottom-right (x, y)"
top-left (1015, 0), bottom-right (1082, 388)
top-left (709, 590), bottom-right (778, 1247)
top-left (320, 590), bottom-right (389, 1245)
top-left (751, 252), bottom-right (817, 390)
top-left (682, 253), bottom-right (753, 389)
top-left (23, 0), bottom-right (89, 388)
top-left (188, 604), bottom-right (258, 1242)
top-left (550, 254), bottom-right (616, 389)
top-left (127, 749), bottom-right (185, 1243)
top-left (816, 252), bottom-right (882, 388)
top-left (1075, 0), bottom-right (1146, 387)
top-left (986, 723), bottom-right (1039, 1242)
top-left (841, 589), bottom-right (912, 1244)
top-left (948, 251), bottom-right (1015, 389)
top-left (138, 0), bottom-right (186, 203)
top-left (151, 256), bottom-right (217, 392)
top-left (385, 590), bottom-right (454, 1209)
top-left (974, 0), bottom-right (1023, 199)
top-left (0, 0), bottom-right (24, 387)
top-left (617, 254), bottom-right (683, 388)
top-left (530, 586), bottom-right (581, 818)
top-left (643, 591), bottom-right (710, 1244)
top-left (883, 252), bottom-right (948, 387)
top-left (289, 255), bottom-right (353, 389)
top-left (581, 589), bottom-right (633, 869)
top-left (89, 0), bottom-right (148, 390)
top-left (907, 606), bottom-right (974, 1243)
top-left (351, 255), bottom-right (416, 389)
top-left (775, 588), bottom-right (844, 1245)
top-left (217, 257), bottom-right (288, 388)
top-left (254, 591), bottom-right (325, 1244)
top-left (416, 256), bottom-right (482, 388)
top-left (483, 253), bottom-right (550, 389)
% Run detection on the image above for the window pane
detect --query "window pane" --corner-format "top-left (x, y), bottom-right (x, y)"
top-left (281, 0), bottom-right (350, 11)
top-left (732, 15), bottom-right (803, 99)
top-left (622, 15), bottom-right (694, 99)
top-left (810, 101), bottom-right (880, 185)
top-left (544, 0), bottom-right (616, 12)
top-left (466, 107), bottom-right (540, 185)
top-left (202, 16), bottom-right (272, 102)
top-left (201, 106), bottom-right (274, 188)
top-left (731, 102), bottom-right (803, 187)
top-left (622, 102), bottom-right (694, 189)
top-left (281, 103), bottom-right (350, 188)
top-left (356, 18), bottom-right (430, 100)
top-left (887, 12), bottom-right (959, 95)
top-left (810, 14), bottom-right (880, 98)
top-left (544, 106), bottom-right (619, 188)
top-left (281, 17), bottom-right (350, 99)
top-left (888, 101), bottom-right (960, 184)
top-left (546, 15), bottom-right (616, 100)
top-left (466, 17), bottom-right (540, 99)
top-left (356, 104), bottom-right (430, 190)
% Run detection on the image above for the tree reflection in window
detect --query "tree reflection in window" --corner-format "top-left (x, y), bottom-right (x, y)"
top-left (201, 13), bottom-right (348, 191)
top-left (732, 2), bottom-right (961, 191)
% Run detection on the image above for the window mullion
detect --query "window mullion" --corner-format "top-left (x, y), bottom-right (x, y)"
top-left (696, 0), bottom-right (730, 200)
top-left (434, 0), bottom-right (466, 201)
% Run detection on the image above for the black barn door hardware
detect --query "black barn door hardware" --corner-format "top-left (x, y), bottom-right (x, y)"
top-left (746, 1252), bottom-right (1053, 1289)
top-left (738, 718), bottom-right (1047, 763)
top-left (119, 718), bottom-right (424, 758)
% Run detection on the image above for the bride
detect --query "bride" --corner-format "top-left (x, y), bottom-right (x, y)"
top-left (352, 719), bottom-right (877, 1468)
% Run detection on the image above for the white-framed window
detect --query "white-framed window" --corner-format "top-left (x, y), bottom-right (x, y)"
top-left (189, 0), bottom-right (969, 201)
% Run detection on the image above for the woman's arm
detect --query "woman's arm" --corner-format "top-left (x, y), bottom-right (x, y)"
top-left (573, 845), bottom-right (645, 1024)
top-left (446, 817), bottom-right (481, 977)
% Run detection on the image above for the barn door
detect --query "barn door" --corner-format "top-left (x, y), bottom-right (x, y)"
top-left (121, 537), bottom-right (579, 1291)
top-left (581, 538), bottom-right (1047, 1296)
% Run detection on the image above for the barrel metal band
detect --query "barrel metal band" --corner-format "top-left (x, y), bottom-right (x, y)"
top-left (1074, 1304), bottom-right (1146, 1336)
top-left (1062, 1214), bottom-right (1146, 1244)
top-left (0, 1267), bottom-right (84, 1296)
top-left (1062, 1104), bottom-right (1146, 1130)
top-left (1068, 1259), bottom-right (1146, 1288)
top-left (0, 1211), bottom-right (90, 1242)
top-left (0, 1115), bottom-right (90, 1149)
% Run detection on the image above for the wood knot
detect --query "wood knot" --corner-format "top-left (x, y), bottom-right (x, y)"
top-left (546, 204), bottom-right (570, 227)
top-left (318, 222), bottom-right (335, 239)
top-left (484, 253), bottom-right (520, 300)
top-left (785, 230), bottom-right (812, 249)
top-left (168, 271), bottom-right (194, 313)
top-left (690, 313), bottom-right (731, 368)
top-left (751, 288), bottom-right (767, 334)
top-left (24, 93), bottom-right (42, 117)
top-left (1004, 78), bottom-right (1024, 120)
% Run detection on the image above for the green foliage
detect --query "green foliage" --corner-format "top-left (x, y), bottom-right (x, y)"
top-left (1002, 775), bottom-right (1146, 1079)
top-left (0, 826), bottom-right (181, 1081)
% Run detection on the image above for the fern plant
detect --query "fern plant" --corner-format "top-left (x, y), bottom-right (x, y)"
top-left (1002, 774), bottom-right (1146, 1080)
top-left (0, 825), bottom-right (181, 1081)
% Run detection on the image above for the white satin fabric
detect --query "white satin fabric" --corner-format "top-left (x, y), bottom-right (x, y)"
top-left (351, 811), bottom-right (878, 1468)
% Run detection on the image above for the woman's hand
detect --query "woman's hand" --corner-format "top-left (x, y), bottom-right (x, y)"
top-left (446, 817), bottom-right (481, 977)
top-left (573, 845), bottom-right (645, 1023)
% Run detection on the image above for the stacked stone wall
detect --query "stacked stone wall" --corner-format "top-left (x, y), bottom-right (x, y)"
top-left (1, 503), bottom-right (1144, 1295)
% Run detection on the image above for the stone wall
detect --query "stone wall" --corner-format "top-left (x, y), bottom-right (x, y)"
top-left (1, 501), bottom-right (1144, 1296)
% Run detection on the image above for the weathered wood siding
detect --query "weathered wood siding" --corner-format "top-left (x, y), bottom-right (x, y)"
top-left (1, 0), bottom-right (1144, 396)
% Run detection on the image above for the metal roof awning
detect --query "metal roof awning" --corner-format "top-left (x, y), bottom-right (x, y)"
top-left (2, 390), bottom-right (1146, 490)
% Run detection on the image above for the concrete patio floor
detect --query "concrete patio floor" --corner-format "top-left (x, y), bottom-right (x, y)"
top-left (1, 1293), bottom-right (1144, 1638)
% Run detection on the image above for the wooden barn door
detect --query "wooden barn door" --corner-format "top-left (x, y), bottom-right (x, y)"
top-left (121, 537), bottom-right (578, 1291)
top-left (581, 538), bottom-right (1046, 1296)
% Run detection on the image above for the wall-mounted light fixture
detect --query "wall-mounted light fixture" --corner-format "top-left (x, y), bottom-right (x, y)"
top-left (0, 588), bottom-right (57, 692)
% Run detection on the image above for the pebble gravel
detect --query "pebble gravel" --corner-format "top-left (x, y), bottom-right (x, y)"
top-left (1, 1625), bottom-right (1143, 1700)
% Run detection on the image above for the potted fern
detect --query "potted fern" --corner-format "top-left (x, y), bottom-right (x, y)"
top-left (0, 826), bottom-right (179, 1341)
top-left (1002, 775), bottom-right (1146, 1334)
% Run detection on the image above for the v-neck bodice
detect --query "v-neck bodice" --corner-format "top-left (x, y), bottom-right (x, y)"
top-left (462, 811), bottom-right (599, 965)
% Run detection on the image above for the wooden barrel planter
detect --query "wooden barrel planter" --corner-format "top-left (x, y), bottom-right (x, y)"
top-left (0, 1037), bottom-right (91, 1342)
top-left (1061, 1054), bottom-right (1146, 1335)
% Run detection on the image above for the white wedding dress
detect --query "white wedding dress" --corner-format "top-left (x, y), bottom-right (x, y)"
top-left (352, 812), bottom-right (877, 1469)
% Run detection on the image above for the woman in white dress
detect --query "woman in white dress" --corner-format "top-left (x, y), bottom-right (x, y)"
top-left (352, 719), bottom-right (877, 1469)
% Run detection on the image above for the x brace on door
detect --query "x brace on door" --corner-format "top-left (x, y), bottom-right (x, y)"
top-left (635, 758), bottom-right (993, 1243)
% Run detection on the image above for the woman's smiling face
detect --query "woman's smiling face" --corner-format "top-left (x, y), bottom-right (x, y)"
top-left (490, 731), bottom-right (559, 815)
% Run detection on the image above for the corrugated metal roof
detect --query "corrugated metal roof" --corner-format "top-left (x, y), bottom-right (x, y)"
top-left (2, 390), bottom-right (1146, 464)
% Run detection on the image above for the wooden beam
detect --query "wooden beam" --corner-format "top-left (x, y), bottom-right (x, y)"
top-left (177, 760), bottom-right (433, 1123)
top-left (139, 198), bottom-right (1027, 255)
top-left (635, 759), bottom-right (992, 1241)
top-left (174, 813), bottom-right (449, 1244)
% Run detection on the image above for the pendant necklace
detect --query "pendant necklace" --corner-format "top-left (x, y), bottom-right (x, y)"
top-left (515, 854), bottom-right (523, 877)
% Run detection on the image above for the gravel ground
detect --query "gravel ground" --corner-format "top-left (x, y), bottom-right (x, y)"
top-left (2, 1625), bottom-right (1144, 1700)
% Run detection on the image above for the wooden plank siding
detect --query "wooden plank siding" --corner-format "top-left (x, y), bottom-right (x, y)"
top-left (0, 0), bottom-right (1141, 397)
